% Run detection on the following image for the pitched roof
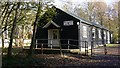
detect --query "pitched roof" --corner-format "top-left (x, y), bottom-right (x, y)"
top-left (55, 6), bottom-right (109, 31)
top-left (55, 6), bottom-right (93, 25)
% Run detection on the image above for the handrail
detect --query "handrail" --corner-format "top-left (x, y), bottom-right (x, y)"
top-left (36, 39), bottom-right (78, 41)
top-left (36, 39), bottom-right (110, 43)
top-left (36, 39), bottom-right (79, 49)
top-left (35, 39), bottom-right (90, 49)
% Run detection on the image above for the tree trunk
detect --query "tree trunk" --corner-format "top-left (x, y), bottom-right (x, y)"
top-left (28, 3), bottom-right (41, 57)
top-left (21, 25), bottom-right (25, 47)
top-left (118, 2), bottom-right (120, 43)
top-left (2, 33), bottom-right (4, 56)
top-left (7, 3), bottom-right (20, 57)
top-left (2, 4), bottom-right (15, 51)
top-left (1, 2), bottom-right (9, 55)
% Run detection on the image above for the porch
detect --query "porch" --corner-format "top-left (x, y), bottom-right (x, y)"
top-left (23, 39), bottom-right (93, 56)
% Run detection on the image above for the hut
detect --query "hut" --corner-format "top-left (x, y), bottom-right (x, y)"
top-left (36, 7), bottom-right (112, 51)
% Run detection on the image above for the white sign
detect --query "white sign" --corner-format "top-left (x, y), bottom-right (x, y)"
top-left (63, 21), bottom-right (73, 26)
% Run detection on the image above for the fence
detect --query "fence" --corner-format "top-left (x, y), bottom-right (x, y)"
top-left (35, 39), bottom-right (108, 56)
top-left (36, 39), bottom-right (79, 49)
top-left (35, 39), bottom-right (90, 56)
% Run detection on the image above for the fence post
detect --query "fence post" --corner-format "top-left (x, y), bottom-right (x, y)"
top-left (85, 41), bottom-right (88, 56)
top-left (36, 39), bottom-right (38, 49)
top-left (41, 44), bottom-right (43, 54)
top-left (85, 41), bottom-right (86, 55)
top-left (91, 40), bottom-right (93, 57)
top-left (86, 41), bottom-right (88, 55)
top-left (104, 44), bottom-right (107, 55)
top-left (59, 39), bottom-right (63, 56)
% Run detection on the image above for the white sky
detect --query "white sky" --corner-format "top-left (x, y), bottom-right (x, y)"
top-left (54, 0), bottom-right (119, 7)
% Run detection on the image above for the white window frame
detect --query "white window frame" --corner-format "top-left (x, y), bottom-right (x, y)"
top-left (99, 29), bottom-right (102, 39)
top-left (92, 28), bottom-right (95, 38)
top-left (104, 31), bottom-right (106, 39)
top-left (83, 25), bottom-right (87, 38)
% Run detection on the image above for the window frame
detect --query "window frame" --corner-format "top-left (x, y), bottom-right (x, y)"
top-left (82, 25), bottom-right (88, 38)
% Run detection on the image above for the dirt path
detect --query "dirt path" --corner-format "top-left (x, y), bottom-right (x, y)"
top-left (93, 44), bottom-right (119, 55)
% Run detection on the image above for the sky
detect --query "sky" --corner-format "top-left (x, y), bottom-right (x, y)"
top-left (1, 0), bottom-right (119, 3)
top-left (54, 0), bottom-right (119, 7)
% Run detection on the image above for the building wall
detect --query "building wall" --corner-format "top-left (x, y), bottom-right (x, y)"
top-left (96, 28), bottom-right (103, 46)
top-left (79, 22), bottom-right (92, 49)
top-left (53, 8), bottom-right (80, 49)
top-left (36, 27), bottom-right (48, 48)
top-left (36, 8), bottom-right (80, 48)
top-left (36, 7), bottom-right (111, 49)
top-left (92, 27), bottom-right (98, 48)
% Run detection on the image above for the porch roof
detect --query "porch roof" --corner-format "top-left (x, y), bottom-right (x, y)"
top-left (43, 20), bottom-right (60, 28)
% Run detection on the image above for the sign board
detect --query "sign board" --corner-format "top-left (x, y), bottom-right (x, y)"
top-left (63, 21), bottom-right (73, 26)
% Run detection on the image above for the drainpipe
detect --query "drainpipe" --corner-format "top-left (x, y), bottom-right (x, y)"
top-left (91, 26), bottom-right (94, 57)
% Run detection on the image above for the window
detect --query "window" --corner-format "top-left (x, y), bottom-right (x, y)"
top-left (53, 30), bottom-right (58, 39)
top-left (92, 28), bottom-right (95, 38)
top-left (83, 26), bottom-right (87, 38)
top-left (99, 29), bottom-right (101, 39)
top-left (111, 34), bottom-right (113, 38)
top-left (107, 31), bottom-right (110, 43)
top-left (104, 31), bottom-right (106, 39)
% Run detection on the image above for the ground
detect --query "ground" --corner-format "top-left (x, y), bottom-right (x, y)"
top-left (2, 44), bottom-right (120, 68)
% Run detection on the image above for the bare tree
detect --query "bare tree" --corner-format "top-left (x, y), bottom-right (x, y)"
top-left (28, 2), bottom-right (41, 57)
top-left (7, 2), bottom-right (20, 57)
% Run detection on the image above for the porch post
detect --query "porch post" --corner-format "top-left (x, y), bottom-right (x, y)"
top-left (50, 39), bottom-right (52, 49)
top-left (35, 39), bottom-right (38, 49)
top-left (68, 40), bottom-right (70, 50)
top-left (77, 21), bottom-right (81, 52)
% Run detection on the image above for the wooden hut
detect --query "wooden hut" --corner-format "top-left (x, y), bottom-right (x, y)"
top-left (36, 7), bottom-right (112, 51)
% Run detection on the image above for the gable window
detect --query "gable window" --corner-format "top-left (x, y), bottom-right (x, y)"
top-left (83, 25), bottom-right (87, 38)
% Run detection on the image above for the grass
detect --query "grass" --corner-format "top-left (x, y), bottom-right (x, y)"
top-left (2, 47), bottom-right (23, 55)
top-left (3, 55), bottom-right (33, 67)
top-left (106, 44), bottom-right (119, 47)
